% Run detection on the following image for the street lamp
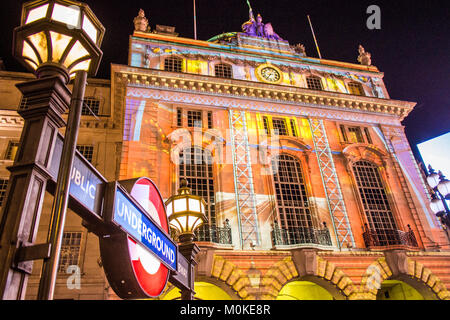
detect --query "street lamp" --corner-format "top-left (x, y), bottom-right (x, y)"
top-left (13, 0), bottom-right (104, 83)
top-left (165, 179), bottom-right (207, 300)
top-left (12, 0), bottom-right (105, 300)
top-left (426, 165), bottom-right (450, 231)
top-left (165, 179), bottom-right (208, 243)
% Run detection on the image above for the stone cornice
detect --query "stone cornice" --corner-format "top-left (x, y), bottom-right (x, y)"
top-left (113, 66), bottom-right (415, 122)
top-left (0, 110), bottom-right (24, 126)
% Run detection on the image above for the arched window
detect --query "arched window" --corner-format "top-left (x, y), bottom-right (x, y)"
top-left (348, 82), bottom-right (365, 96)
top-left (306, 76), bottom-right (323, 91)
top-left (352, 161), bottom-right (399, 246)
top-left (214, 63), bottom-right (233, 78)
top-left (179, 147), bottom-right (216, 241)
top-left (164, 56), bottom-right (183, 73)
top-left (272, 154), bottom-right (315, 244)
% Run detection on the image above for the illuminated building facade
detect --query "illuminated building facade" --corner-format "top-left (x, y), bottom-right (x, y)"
top-left (0, 8), bottom-right (450, 300)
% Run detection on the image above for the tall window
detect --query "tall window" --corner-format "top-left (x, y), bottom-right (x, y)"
top-left (290, 119), bottom-right (298, 138)
top-left (262, 116), bottom-right (270, 135)
top-left (179, 147), bottom-right (216, 241)
top-left (272, 154), bottom-right (313, 243)
top-left (207, 111), bottom-right (213, 129)
top-left (58, 231), bottom-right (82, 273)
top-left (214, 63), bottom-right (233, 78)
top-left (306, 76), bottom-right (323, 91)
top-left (5, 141), bottom-right (19, 160)
top-left (176, 108), bottom-right (183, 127)
top-left (0, 179), bottom-right (8, 207)
top-left (353, 161), bottom-right (398, 245)
top-left (348, 82), bottom-right (365, 96)
top-left (164, 56), bottom-right (183, 73)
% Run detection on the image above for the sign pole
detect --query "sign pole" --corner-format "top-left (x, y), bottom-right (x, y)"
top-left (37, 70), bottom-right (88, 300)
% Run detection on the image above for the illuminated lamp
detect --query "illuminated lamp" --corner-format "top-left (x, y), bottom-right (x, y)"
top-left (165, 179), bottom-right (207, 243)
top-left (437, 171), bottom-right (450, 200)
top-left (12, 0), bottom-right (105, 84)
top-left (430, 194), bottom-right (445, 215)
top-left (426, 165), bottom-right (440, 189)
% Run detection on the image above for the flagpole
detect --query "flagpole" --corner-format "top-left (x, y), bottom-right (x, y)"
top-left (193, 0), bottom-right (197, 40)
top-left (307, 15), bottom-right (322, 59)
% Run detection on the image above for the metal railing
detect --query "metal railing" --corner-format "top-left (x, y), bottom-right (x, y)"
top-left (271, 222), bottom-right (333, 247)
top-left (362, 224), bottom-right (418, 248)
top-left (194, 220), bottom-right (232, 245)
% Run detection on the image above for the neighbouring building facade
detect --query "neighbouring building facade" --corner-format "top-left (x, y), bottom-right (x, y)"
top-left (0, 8), bottom-right (449, 300)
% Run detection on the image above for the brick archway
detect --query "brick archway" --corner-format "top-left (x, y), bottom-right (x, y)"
top-left (360, 256), bottom-right (450, 300)
top-left (260, 255), bottom-right (356, 300)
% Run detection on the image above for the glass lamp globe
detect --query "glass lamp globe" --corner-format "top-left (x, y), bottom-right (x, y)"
top-left (12, 0), bottom-right (105, 83)
top-left (165, 179), bottom-right (207, 243)
top-left (430, 194), bottom-right (445, 215)
top-left (437, 172), bottom-right (450, 200)
top-left (426, 166), bottom-right (440, 189)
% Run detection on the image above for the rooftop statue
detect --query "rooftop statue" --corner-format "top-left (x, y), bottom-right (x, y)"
top-left (133, 9), bottom-right (150, 32)
top-left (357, 45), bottom-right (372, 66)
top-left (241, 1), bottom-right (283, 41)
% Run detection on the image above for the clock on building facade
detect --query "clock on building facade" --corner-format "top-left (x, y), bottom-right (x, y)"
top-left (255, 63), bottom-right (283, 84)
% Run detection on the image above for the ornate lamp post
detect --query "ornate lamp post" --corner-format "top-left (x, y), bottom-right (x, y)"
top-left (0, 0), bottom-right (104, 300)
top-left (13, 0), bottom-right (104, 81)
top-left (165, 179), bottom-right (207, 300)
top-left (426, 165), bottom-right (450, 231)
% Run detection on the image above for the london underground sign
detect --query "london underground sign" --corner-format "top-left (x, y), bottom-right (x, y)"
top-left (48, 138), bottom-right (190, 299)
top-left (100, 178), bottom-right (179, 298)
top-left (113, 187), bottom-right (177, 271)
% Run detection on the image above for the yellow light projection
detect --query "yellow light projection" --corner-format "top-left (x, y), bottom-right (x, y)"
top-left (276, 281), bottom-right (334, 300)
top-left (299, 118), bottom-right (312, 141)
top-left (186, 60), bottom-right (207, 74)
top-left (376, 280), bottom-right (424, 300)
top-left (161, 282), bottom-right (233, 300)
top-left (326, 78), bottom-right (346, 93)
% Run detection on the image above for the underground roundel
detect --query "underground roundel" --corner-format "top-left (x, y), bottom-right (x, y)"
top-left (99, 177), bottom-right (173, 299)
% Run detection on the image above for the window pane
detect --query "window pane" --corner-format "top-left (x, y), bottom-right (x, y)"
top-left (306, 76), bottom-right (323, 91)
top-left (5, 142), bottom-right (19, 161)
top-left (272, 154), bottom-right (313, 244)
top-left (348, 82), bottom-right (365, 96)
top-left (353, 161), bottom-right (398, 246)
top-left (179, 148), bottom-right (215, 242)
top-left (214, 63), bottom-right (232, 78)
top-left (0, 179), bottom-right (8, 207)
top-left (187, 110), bottom-right (202, 128)
top-left (164, 57), bottom-right (183, 73)
top-left (272, 118), bottom-right (288, 136)
top-left (76, 145), bottom-right (94, 163)
top-left (82, 97), bottom-right (100, 115)
top-left (58, 232), bottom-right (82, 273)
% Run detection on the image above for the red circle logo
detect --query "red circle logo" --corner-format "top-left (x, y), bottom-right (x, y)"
top-left (127, 178), bottom-right (169, 297)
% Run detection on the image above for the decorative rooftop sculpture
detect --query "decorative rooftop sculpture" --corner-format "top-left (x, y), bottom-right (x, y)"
top-left (357, 45), bottom-right (372, 66)
top-left (134, 9), bottom-right (150, 32)
top-left (241, 1), bottom-right (283, 41)
top-left (292, 43), bottom-right (307, 56)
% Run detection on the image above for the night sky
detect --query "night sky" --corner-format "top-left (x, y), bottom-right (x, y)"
top-left (1, 0), bottom-right (449, 159)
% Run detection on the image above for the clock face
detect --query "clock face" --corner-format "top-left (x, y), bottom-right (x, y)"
top-left (261, 67), bottom-right (281, 82)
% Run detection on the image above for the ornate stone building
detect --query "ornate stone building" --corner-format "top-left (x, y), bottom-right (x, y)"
top-left (0, 8), bottom-right (449, 300)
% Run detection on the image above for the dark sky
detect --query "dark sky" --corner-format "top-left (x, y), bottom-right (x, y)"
top-left (1, 0), bottom-right (449, 158)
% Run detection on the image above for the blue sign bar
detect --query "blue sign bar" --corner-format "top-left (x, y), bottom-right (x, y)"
top-left (49, 135), bottom-right (104, 217)
top-left (113, 188), bottom-right (177, 271)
